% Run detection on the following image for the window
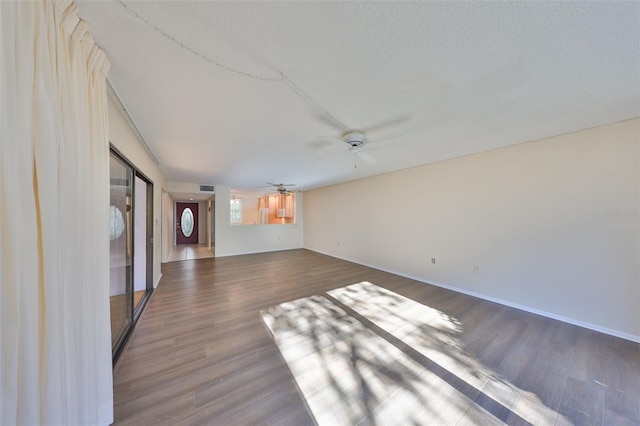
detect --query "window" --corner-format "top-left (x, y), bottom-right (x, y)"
top-left (181, 208), bottom-right (195, 237)
top-left (230, 197), bottom-right (243, 225)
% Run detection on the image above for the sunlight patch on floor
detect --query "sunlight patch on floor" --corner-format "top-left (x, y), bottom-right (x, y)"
top-left (261, 281), bottom-right (565, 425)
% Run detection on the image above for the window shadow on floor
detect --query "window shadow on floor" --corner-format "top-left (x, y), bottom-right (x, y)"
top-left (261, 281), bottom-right (565, 425)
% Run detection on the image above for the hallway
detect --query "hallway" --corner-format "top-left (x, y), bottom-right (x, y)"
top-left (167, 244), bottom-right (214, 262)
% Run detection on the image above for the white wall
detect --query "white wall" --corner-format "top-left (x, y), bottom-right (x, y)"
top-left (166, 181), bottom-right (198, 193)
top-left (241, 197), bottom-right (260, 225)
top-left (211, 196), bottom-right (216, 245)
top-left (198, 200), bottom-right (207, 244)
top-left (133, 176), bottom-right (148, 292)
top-left (108, 96), bottom-right (166, 287)
top-left (161, 191), bottom-right (173, 262)
top-left (304, 119), bottom-right (640, 341)
top-left (206, 199), bottom-right (213, 246)
top-left (215, 185), bottom-right (304, 257)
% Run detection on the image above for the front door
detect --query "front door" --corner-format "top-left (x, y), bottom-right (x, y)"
top-left (176, 202), bottom-right (199, 244)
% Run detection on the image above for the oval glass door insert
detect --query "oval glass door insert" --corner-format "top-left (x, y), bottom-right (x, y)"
top-left (181, 208), bottom-right (194, 237)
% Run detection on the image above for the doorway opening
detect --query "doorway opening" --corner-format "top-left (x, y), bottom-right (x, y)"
top-left (177, 202), bottom-right (199, 244)
top-left (167, 196), bottom-right (214, 262)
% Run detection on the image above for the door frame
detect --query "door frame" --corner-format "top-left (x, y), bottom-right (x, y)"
top-left (133, 173), bottom-right (154, 320)
top-left (110, 145), bottom-right (154, 364)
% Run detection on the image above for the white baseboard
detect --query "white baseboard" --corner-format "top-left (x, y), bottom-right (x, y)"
top-left (154, 273), bottom-right (162, 289)
top-left (305, 248), bottom-right (640, 343)
top-left (215, 245), bottom-right (304, 258)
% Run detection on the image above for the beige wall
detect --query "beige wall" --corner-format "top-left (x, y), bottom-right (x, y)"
top-left (108, 95), bottom-right (167, 287)
top-left (304, 119), bottom-right (640, 341)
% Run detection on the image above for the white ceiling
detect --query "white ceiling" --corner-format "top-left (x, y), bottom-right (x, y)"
top-left (77, 1), bottom-right (640, 193)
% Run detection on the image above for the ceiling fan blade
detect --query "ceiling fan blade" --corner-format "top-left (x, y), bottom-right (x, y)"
top-left (266, 182), bottom-right (295, 187)
top-left (363, 114), bottom-right (413, 137)
top-left (315, 113), bottom-right (350, 132)
top-left (281, 74), bottom-right (349, 132)
top-left (320, 135), bottom-right (346, 147)
top-left (368, 134), bottom-right (405, 146)
top-left (357, 150), bottom-right (378, 164)
top-left (313, 149), bottom-right (345, 162)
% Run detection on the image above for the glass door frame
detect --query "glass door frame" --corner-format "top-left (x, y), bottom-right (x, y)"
top-left (110, 145), bottom-right (154, 363)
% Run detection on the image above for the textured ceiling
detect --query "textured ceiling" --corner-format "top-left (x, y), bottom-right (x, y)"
top-left (77, 1), bottom-right (640, 193)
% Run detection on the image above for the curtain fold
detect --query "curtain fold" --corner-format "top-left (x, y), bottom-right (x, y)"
top-left (1, 1), bottom-right (113, 424)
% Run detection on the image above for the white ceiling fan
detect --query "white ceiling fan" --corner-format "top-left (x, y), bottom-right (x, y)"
top-left (315, 108), bottom-right (412, 165)
top-left (321, 131), bottom-right (378, 163)
top-left (319, 129), bottom-right (407, 165)
top-left (264, 182), bottom-right (298, 196)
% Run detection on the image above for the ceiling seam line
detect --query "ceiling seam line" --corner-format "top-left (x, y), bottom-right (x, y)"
top-left (117, 0), bottom-right (281, 82)
top-left (116, 1), bottom-right (348, 131)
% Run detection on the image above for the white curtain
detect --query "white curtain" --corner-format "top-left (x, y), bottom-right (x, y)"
top-left (1, 1), bottom-right (113, 424)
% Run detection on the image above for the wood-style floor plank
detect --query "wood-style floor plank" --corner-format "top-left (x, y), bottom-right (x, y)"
top-left (112, 249), bottom-right (640, 425)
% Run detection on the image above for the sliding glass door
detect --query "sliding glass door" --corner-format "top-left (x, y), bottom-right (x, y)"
top-left (109, 148), bottom-right (153, 361)
top-left (109, 153), bottom-right (132, 349)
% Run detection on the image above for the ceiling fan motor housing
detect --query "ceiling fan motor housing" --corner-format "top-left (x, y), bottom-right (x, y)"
top-left (343, 131), bottom-right (366, 149)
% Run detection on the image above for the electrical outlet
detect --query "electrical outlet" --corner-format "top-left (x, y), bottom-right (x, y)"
top-left (431, 258), bottom-right (436, 264)
top-left (473, 265), bottom-right (480, 273)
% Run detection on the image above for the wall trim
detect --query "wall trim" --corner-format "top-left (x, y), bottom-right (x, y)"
top-left (306, 248), bottom-right (640, 343)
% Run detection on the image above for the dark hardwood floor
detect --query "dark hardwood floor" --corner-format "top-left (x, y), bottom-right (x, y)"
top-left (112, 249), bottom-right (639, 425)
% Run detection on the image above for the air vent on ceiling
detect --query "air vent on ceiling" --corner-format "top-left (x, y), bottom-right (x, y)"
top-left (199, 184), bottom-right (215, 192)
